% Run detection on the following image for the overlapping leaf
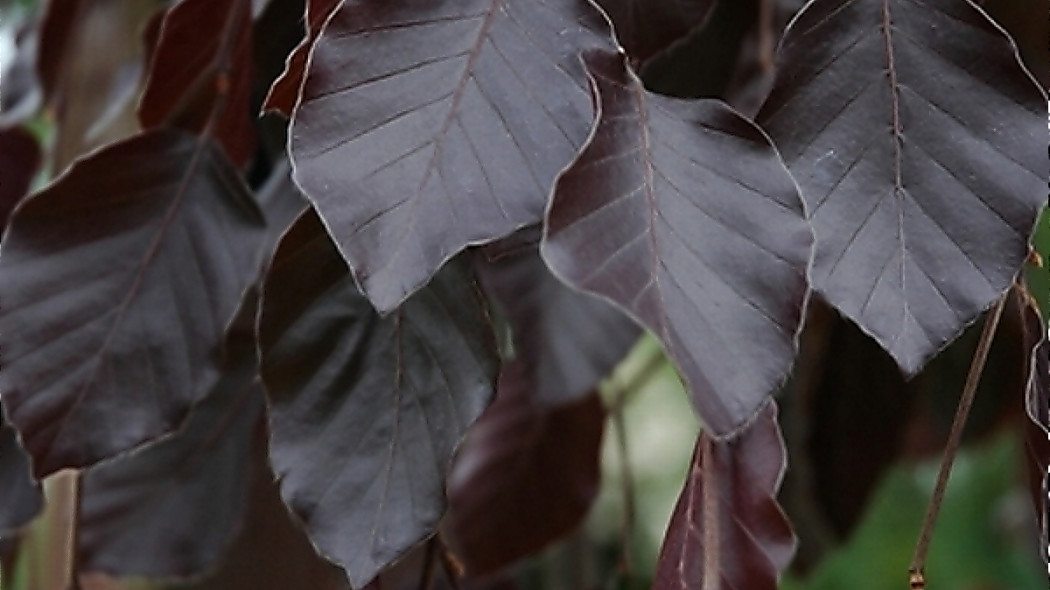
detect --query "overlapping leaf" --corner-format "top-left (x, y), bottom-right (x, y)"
top-left (289, 0), bottom-right (616, 312)
top-left (652, 401), bottom-right (795, 590)
top-left (476, 240), bottom-right (640, 405)
top-left (0, 400), bottom-right (41, 534)
top-left (258, 210), bottom-right (499, 588)
top-left (263, 0), bottom-right (342, 116)
top-left (757, 0), bottom-right (1045, 375)
top-left (140, 0), bottom-right (256, 166)
top-left (594, 0), bottom-right (716, 65)
top-left (542, 50), bottom-right (811, 435)
top-left (0, 129), bottom-right (266, 476)
top-left (76, 292), bottom-right (265, 580)
top-left (444, 361), bottom-right (605, 573)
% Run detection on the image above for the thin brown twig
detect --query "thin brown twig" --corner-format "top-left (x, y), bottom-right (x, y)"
top-left (908, 294), bottom-right (1007, 588)
top-left (67, 471), bottom-right (83, 590)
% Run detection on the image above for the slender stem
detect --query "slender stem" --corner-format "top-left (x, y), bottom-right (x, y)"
top-left (700, 436), bottom-right (720, 590)
top-left (908, 295), bottom-right (1006, 587)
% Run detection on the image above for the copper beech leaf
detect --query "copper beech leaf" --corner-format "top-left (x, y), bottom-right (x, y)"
top-left (258, 210), bottom-right (499, 588)
top-left (444, 360), bottom-right (605, 574)
top-left (542, 50), bottom-right (811, 435)
top-left (652, 401), bottom-right (795, 590)
top-left (475, 240), bottom-right (640, 406)
top-left (594, 0), bottom-right (717, 65)
top-left (0, 129), bottom-right (266, 476)
top-left (0, 127), bottom-right (41, 230)
top-left (0, 401), bottom-right (40, 534)
top-left (140, 0), bottom-right (256, 167)
top-left (262, 0), bottom-right (342, 116)
top-left (289, 0), bottom-right (616, 312)
top-left (756, 0), bottom-right (1045, 375)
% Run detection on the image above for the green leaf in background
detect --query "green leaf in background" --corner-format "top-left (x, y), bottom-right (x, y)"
top-left (782, 431), bottom-right (1044, 590)
top-left (1024, 206), bottom-right (1049, 324)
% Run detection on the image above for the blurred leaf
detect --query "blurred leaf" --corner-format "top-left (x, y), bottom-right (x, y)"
top-left (757, 0), bottom-right (1045, 375)
top-left (651, 401), bottom-right (795, 590)
top-left (542, 50), bottom-right (810, 435)
top-left (0, 129), bottom-right (266, 476)
top-left (0, 126), bottom-right (40, 230)
top-left (445, 361), bottom-right (606, 574)
top-left (476, 240), bottom-right (640, 406)
top-left (140, 0), bottom-right (256, 166)
top-left (0, 400), bottom-right (41, 534)
top-left (262, 0), bottom-right (340, 116)
top-left (593, 0), bottom-right (716, 66)
top-left (258, 210), bottom-right (499, 588)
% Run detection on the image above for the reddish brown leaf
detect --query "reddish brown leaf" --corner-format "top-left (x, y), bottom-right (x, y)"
top-left (542, 50), bottom-right (811, 435)
top-left (444, 361), bottom-right (605, 574)
top-left (289, 0), bottom-right (616, 312)
top-left (0, 400), bottom-right (41, 534)
top-left (1020, 290), bottom-right (1049, 567)
top-left (595, 0), bottom-right (716, 65)
top-left (140, 0), bottom-right (256, 166)
top-left (262, 0), bottom-right (342, 116)
top-left (652, 401), bottom-right (795, 590)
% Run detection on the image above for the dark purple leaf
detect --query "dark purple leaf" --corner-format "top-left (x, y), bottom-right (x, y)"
top-left (0, 400), bottom-right (41, 534)
top-left (476, 242), bottom-right (640, 405)
top-left (594, 0), bottom-right (716, 65)
top-left (1021, 290), bottom-right (1048, 566)
top-left (542, 50), bottom-right (811, 435)
top-left (262, 0), bottom-right (342, 116)
top-left (652, 401), bottom-right (795, 590)
top-left (140, 0), bottom-right (256, 167)
top-left (289, 0), bottom-right (616, 312)
top-left (444, 361), bottom-right (605, 574)
top-left (258, 210), bottom-right (499, 588)
top-left (78, 360), bottom-right (265, 579)
top-left (0, 129), bottom-right (266, 477)
top-left (0, 127), bottom-right (41, 232)
top-left (756, 0), bottom-right (1045, 375)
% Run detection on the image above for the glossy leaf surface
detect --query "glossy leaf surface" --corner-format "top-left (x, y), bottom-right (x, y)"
top-left (0, 129), bottom-right (266, 476)
top-left (757, 0), bottom-right (1045, 374)
top-left (259, 210), bottom-right (499, 588)
top-left (652, 402), bottom-right (795, 590)
top-left (543, 50), bottom-right (811, 435)
top-left (289, 0), bottom-right (615, 312)
top-left (140, 0), bottom-right (256, 166)
top-left (444, 361), bottom-right (605, 573)
top-left (476, 242), bottom-right (639, 405)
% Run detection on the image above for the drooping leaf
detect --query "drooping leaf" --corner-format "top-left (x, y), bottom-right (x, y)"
top-left (77, 292), bottom-right (266, 580)
top-left (756, 0), bottom-right (1046, 375)
top-left (444, 360), bottom-right (605, 574)
top-left (652, 401), bottom-right (795, 590)
top-left (542, 50), bottom-right (811, 435)
top-left (1020, 289), bottom-right (1048, 566)
top-left (475, 239), bottom-right (640, 406)
top-left (594, 0), bottom-right (716, 66)
top-left (258, 209), bottom-right (499, 588)
top-left (0, 400), bottom-right (41, 534)
top-left (262, 0), bottom-right (342, 116)
top-left (289, 0), bottom-right (616, 312)
top-left (0, 126), bottom-right (41, 231)
top-left (140, 0), bottom-right (256, 167)
top-left (0, 129), bottom-right (266, 476)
